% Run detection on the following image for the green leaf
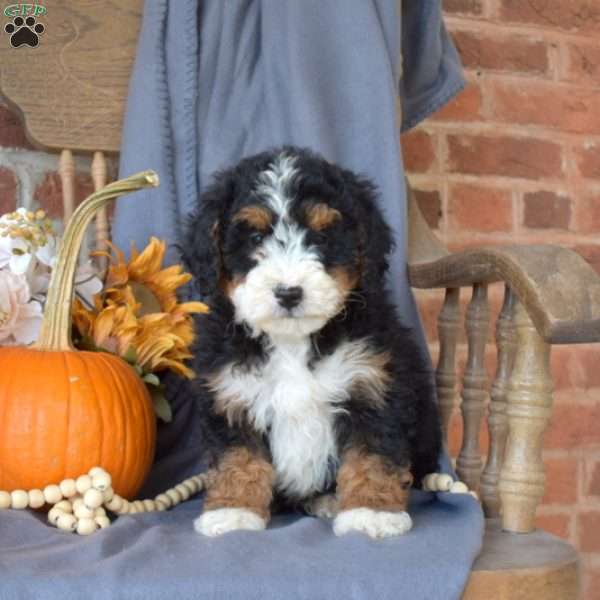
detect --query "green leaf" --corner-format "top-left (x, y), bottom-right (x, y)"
top-left (143, 373), bottom-right (161, 387)
top-left (149, 386), bottom-right (172, 423)
top-left (122, 346), bottom-right (138, 365)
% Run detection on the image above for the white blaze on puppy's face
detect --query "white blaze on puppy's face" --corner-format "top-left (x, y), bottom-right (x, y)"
top-left (230, 154), bottom-right (346, 338)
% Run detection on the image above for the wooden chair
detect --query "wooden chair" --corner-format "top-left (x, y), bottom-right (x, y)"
top-left (1, 2), bottom-right (593, 597)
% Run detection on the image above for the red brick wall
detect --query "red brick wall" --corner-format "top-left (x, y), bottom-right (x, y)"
top-left (402, 2), bottom-right (600, 597)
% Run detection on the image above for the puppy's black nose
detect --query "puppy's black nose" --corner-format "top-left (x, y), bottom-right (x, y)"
top-left (274, 285), bottom-right (303, 310)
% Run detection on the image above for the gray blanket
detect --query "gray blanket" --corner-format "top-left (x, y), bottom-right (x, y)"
top-left (0, 2), bottom-right (483, 599)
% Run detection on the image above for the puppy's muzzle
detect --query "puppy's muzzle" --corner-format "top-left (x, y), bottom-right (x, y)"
top-left (274, 285), bottom-right (304, 310)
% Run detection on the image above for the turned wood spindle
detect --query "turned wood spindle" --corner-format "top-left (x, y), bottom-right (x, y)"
top-left (91, 151), bottom-right (110, 274)
top-left (499, 300), bottom-right (553, 533)
top-left (59, 149), bottom-right (76, 225)
top-left (436, 288), bottom-right (461, 444)
top-left (480, 286), bottom-right (517, 517)
top-left (456, 283), bottom-right (490, 492)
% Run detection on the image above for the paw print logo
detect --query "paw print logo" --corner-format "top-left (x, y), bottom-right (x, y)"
top-left (4, 16), bottom-right (45, 48)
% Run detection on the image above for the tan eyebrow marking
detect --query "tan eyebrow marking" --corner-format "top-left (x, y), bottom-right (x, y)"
top-left (306, 203), bottom-right (342, 231)
top-left (232, 205), bottom-right (273, 230)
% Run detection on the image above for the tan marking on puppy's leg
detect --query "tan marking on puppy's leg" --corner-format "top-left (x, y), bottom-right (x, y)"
top-left (203, 446), bottom-right (275, 520)
top-left (336, 447), bottom-right (413, 512)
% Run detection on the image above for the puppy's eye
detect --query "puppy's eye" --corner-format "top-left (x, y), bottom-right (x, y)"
top-left (250, 232), bottom-right (264, 245)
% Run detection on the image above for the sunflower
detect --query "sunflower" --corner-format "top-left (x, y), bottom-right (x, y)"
top-left (102, 238), bottom-right (207, 318)
top-left (72, 237), bottom-right (208, 380)
top-left (133, 314), bottom-right (196, 378)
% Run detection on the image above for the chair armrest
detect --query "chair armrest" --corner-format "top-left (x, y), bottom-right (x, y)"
top-left (408, 245), bottom-right (600, 345)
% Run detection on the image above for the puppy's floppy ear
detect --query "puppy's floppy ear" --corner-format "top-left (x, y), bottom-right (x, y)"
top-left (181, 172), bottom-right (235, 300)
top-left (339, 167), bottom-right (394, 291)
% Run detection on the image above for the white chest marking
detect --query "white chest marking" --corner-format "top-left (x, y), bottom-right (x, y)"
top-left (209, 337), bottom-right (388, 499)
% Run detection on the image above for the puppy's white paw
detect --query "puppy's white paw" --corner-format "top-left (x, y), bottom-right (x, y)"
top-left (333, 508), bottom-right (412, 539)
top-left (194, 508), bottom-right (266, 537)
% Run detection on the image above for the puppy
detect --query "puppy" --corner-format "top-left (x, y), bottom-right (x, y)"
top-left (182, 147), bottom-right (441, 539)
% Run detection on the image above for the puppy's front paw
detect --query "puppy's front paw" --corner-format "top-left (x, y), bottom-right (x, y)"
top-left (333, 508), bottom-right (412, 539)
top-left (194, 508), bottom-right (266, 537)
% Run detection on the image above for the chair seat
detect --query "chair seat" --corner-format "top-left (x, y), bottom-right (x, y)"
top-left (463, 519), bottom-right (579, 600)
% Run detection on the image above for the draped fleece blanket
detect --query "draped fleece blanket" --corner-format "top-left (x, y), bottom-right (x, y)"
top-left (0, 2), bottom-right (483, 599)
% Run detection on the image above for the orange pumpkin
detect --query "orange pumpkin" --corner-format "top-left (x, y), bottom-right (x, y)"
top-left (0, 171), bottom-right (159, 499)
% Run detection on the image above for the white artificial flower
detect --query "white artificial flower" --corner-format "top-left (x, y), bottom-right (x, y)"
top-left (0, 208), bottom-right (57, 276)
top-left (74, 261), bottom-right (103, 306)
top-left (28, 262), bottom-right (51, 302)
top-left (34, 233), bottom-right (57, 267)
top-left (0, 270), bottom-right (43, 346)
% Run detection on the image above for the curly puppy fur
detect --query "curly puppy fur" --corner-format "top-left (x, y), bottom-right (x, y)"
top-left (336, 447), bottom-right (413, 512)
top-left (181, 146), bottom-right (441, 532)
top-left (203, 446), bottom-right (274, 520)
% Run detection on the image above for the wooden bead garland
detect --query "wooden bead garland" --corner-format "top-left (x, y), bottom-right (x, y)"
top-left (0, 467), bottom-right (477, 536)
top-left (422, 472), bottom-right (479, 499)
top-left (0, 466), bottom-right (211, 536)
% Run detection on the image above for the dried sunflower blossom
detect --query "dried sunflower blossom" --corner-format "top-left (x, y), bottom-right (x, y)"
top-left (72, 237), bottom-right (208, 422)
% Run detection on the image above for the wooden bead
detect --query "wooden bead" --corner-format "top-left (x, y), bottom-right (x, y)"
top-left (0, 491), bottom-right (11, 509)
top-left (435, 474), bottom-right (454, 492)
top-left (28, 489), bottom-right (45, 509)
top-left (182, 479), bottom-right (198, 494)
top-left (55, 500), bottom-right (73, 513)
top-left (75, 475), bottom-right (92, 494)
top-left (56, 513), bottom-right (77, 531)
top-left (166, 489), bottom-right (181, 505)
top-left (76, 517), bottom-right (97, 535)
top-left (143, 499), bottom-right (155, 512)
top-left (102, 488), bottom-right (114, 503)
top-left (132, 500), bottom-right (145, 512)
top-left (95, 506), bottom-right (106, 517)
top-left (155, 499), bottom-right (168, 512)
top-left (43, 484), bottom-right (63, 504)
top-left (105, 496), bottom-right (123, 512)
top-left (450, 481), bottom-right (469, 494)
top-left (95, 515), bottom-right (110, 529)
top-left (155, 493), bottom-right (171, 508)
top-left (191, 475), bottom-right (204, 487)
top-left (88, 467), bottom-right (106, 477)
top-left (59, 479), bottom-right (77, 498)
top-left (75, 504), bottom-right (95, 519)
top-left (91, 472), bottom-right (111, 491)
top-left (423, 474), bottom-right (438, 492)
top-left (11, 490), bottom-right (29, 509)
top-left (84, 489), bottom-right (104, 509)
top-left (48, 507), bottom-right (63, 525)
top-left (175, 484), bottom-right (190, 501)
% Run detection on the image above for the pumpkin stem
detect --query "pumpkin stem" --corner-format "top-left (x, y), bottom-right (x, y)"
top-left (33, 171), bottom-right (160, 352)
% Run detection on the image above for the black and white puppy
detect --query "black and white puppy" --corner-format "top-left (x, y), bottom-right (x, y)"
top-left (182, 147), bottom-right (441, 539)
